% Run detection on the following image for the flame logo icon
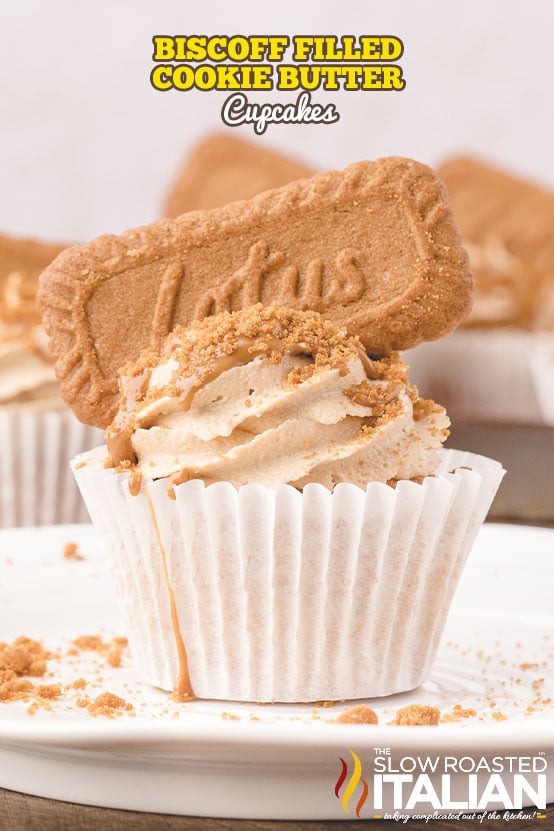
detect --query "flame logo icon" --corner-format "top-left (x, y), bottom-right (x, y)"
top-left (334, 750), bottom-right (369, 817)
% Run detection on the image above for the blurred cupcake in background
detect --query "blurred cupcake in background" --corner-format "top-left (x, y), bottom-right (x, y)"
top-left (0, 232), bottom-right (102, 526)
top-left (406, 156), bottom-right (554, 426)
top-left (405, 158), bottom-right (554, 521)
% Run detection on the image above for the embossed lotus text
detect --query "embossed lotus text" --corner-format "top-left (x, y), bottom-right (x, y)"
top-left (194, 240), bottom-right (366, 319)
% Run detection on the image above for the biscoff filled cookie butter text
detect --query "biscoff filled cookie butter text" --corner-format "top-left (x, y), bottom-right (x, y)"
top-left (151, 34), bottom-right (405, 132)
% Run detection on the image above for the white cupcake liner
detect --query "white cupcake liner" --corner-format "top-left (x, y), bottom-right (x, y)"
top-left (72, 447), bottom-right (504, 702)
top-left (0, 409), bottom-right (103, 528)
top-left (405, 329), bottom-right (554, 426)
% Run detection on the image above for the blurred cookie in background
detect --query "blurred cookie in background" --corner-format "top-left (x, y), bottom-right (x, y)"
top-left (164, 133), bottom-right (314, 216)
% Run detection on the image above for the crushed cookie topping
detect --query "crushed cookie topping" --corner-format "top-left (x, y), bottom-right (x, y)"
top-left (120, 303), bottom-right (374, 406)
top-left (102, 303), bottom-right (449, 492)
top-left (107, 304), bottom-right (392, 467)
top-left (412, 398), bottom-right (445, 422)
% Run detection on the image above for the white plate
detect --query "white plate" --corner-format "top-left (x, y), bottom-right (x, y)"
top-left (0, 523), bottom-right (553, 819)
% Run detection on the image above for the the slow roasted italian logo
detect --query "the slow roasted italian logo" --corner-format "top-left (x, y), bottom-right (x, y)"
top-left (335, 750), bottom-right (368, 817)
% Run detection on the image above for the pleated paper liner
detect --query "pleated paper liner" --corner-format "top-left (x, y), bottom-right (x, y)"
top-left (405, 329), bottom-right (554, 426)
top-left (0, 409), bottom-right (102, 527)
top-left (73, 447), bottom-right (504, 703)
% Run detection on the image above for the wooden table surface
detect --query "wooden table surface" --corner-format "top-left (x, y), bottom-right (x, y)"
top-left (0, 789), bottom-right (551, 830)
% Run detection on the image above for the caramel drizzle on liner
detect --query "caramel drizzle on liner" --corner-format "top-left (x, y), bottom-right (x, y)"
top-left (146, 488), bottom-right (194, 701)
top-left (127, 468), bottom-right (142, 497)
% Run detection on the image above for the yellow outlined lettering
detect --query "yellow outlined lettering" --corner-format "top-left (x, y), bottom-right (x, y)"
top-left (151, 33), bottom-right (406, 101)
top-left (277, 65), bottom-right (300, 90)
top-left (152, 37), bottom-right (175, 61)
top-left (150, 65), bottom-right (174, 90)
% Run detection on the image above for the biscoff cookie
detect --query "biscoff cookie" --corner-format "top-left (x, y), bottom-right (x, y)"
top-left (438, 156), bottom-right (554, 329)
top-left (164, 133), bottom-right (314, 216)
top-left (39, 157), bottom-right (472, 428)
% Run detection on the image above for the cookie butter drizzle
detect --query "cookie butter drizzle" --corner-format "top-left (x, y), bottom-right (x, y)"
top-left (107, 334), bottom-right (379, 467)
top-left (145, 488), bottom-right (194, 701)
top-left (173, 339), bottom-right (315, 411)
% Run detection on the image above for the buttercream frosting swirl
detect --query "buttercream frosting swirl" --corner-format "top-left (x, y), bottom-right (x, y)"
top-left (0, 271), bottom-right (62, 410)
top-left (107, 305), bottom-right (450, 489)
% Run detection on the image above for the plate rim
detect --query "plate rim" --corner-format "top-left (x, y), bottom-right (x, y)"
top-left (0, 522), bottom-right (553, 754)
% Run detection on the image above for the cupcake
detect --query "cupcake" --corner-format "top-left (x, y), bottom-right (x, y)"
top-left (72, 305), bottom-right (503, 702)
top-left (38, 157), bottom-right (504, 701)
top-left (0, 234), bottom-right (102, 526)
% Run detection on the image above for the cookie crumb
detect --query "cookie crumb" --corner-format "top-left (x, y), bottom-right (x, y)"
top-left (71, 634), bottom-right (128, 668)
top-left (36, 683), bottom-right (62, 700)
top-left (72, 635), bottom-right (104, 652)
top-left (63, 542), bottom-right (84, 561)
top-left (0, 637), bottom-right (49, 677)
top-left (87, 691), bottom-right (133, 718)
top-left (333, 705), bottom-right (378, 725)
top-left (390, 704), bottom-right (440, 726)
top-left (0, 678), bottom-right (35, 702)
top-left (106, 638), bottom-right (128, 668)
top-left (440, 704), bottom-right (477, 723)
